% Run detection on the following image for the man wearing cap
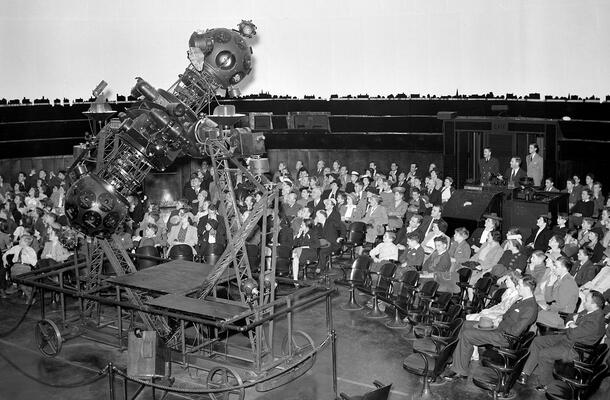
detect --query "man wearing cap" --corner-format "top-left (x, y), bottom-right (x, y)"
top-left (386, 187), bottom-right (408, 231)
top-left (537, 257), bottom-right (579, 329)
top-left (526, 214), bottom-right (553, 253)
top-left (500, 156), bottom-right (527, 187)
top-left (345, 171), bottom-right (359, 194)
top-left (479, 147), bottom-right (500, 186)
top-left (442, 275), bottom-right (539, 381)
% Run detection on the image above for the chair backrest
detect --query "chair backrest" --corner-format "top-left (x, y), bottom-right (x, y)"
top-left (516, 331), bottom-right (536, 350)
top-left (361, 383), bottom-right (392, 400)
top-left (349, 268), bottom-right (368, 285)
top-left (346, 222), bottom-right (366, 245)
top-left (402, 270), bottom-right (420, 288)
top-left (473, 276), bottom-right (493, 294)
top-left (135, 245), bottom-right (160, 270)
top-left (375, 262), bottom-right (397, 292)
top-left (432, 337), bottom-right (460, 378)
top-left (457, 267), bottom-right (472, 283)
top-left (168, 244), bottom-right (194, 261)
top-left (351, 255), bottom-right (372, 271)
top-left (443, 304), bottom-right (463, 322)
top-left (448, 318), bottom-right (464, 338)
top-left (433, 292), bottom-right (453, 310)
top-left (420, 281), bottom-right (439, 298)
top-left (584, 364), bottom-right (609, 399)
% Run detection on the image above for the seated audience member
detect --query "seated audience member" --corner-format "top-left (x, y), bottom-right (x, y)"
top-left (577, 217), bottom-right (594, 247)
top-left (466, 271), bottom-right (521, 325)
top-left (183, 176), bottom-right (202, 210)
top-left (291, 218), bottom-right (320, 281)
top-left (537, 257), bottom-right (579, 329)
top-left (525, 213), bottom-right (553, 253)
top-left (493, 233), bottom-right (527, 276)
top-left (3, 234), bottom-right (37, 304)
top-left (419, 204), bottom-right (443, 238)
top-left (397, 232), bottom-right (425, 276)
top-left (396, 214), bottom-right (424, 247)
top-left (308, 186), bottom-right (325, 215)
top-left (562, 230), bottom-right (579, 260)
top-left (429, 167), bottom-right (443, 190)
top-left (569, 188), bottom-right (594, 228)
top-left (468, 231), bottom-right (504, 284)
top-left (422, 177), bottom-right (441, 214)
top-left (469, 214), bottom-right (501, 252)
top-left (168, 210), bottom-right (198, 254)
top-left (291, 206), bottom-right (311, 238)
top-left (527, 250), bottom-right (548, 283)
top-left (586, 227), bottom-right (605, 264)
top-left (393, 171), bottom-right (409, 191)
top-left (440, 176), bottom-right (455, 204)
top-left (421, 235), bottom-right (451, 288)
top-left (369, 232), bottom-right (399, 272)
top-left (166, 199), bottom-right (188, 232)
top-left (378, 179), bottom-right (394, 206)
top-left (552, 212), bottom-right (568, 239)
top-left (317, 202), bottom-right (346, 273)
top-left (406, 188), bottom-right (426, 217)
top-left (344, 171), bottom-right (359, 194)
top-left (281, 191), bottom-right (302, 221)
top-left (572, 247), bottom-right (599, 287)
top-left (386, 187), bottom-right (408, 231)
top-left (520, 290), bottom-right (607, 392)
top-left (579, 250), bottom-right (610, 302)
top-left (322, 175), bottom-right (341, 201)
top-left (197, 205), bottom-right (225, 257)
top-left (564, 178), bottom-right (580, 211)
top-left (0, 220), bottom-right (13, 298)
top-left (359, 194), bottom-right (388, 245)
top-left (442, 275), bottom-right (538, 381)
top-left (546, 234), bottom-right (565, 261)
top-left (421, 219), bottom-right (449, 255)
top-left (41, 227), bottom-right (72, 264)
top-left (114, 221), bottom-right (134, 251)
top-left (296, 187), bottom-right (310, 208)
top-left (339, 193), bottom-right (358, 225)
top-left (449, 227), bottom-right (471, 271)
top-left (543, 177), bottom-right (559, 192)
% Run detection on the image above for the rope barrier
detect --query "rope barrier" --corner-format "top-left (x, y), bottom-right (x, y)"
top-left (0, 289), bottom-right (36, 338)
top-left (0, 348), bottom-right (108, 389)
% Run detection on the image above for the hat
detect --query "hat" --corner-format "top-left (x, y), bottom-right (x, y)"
top-left (483, 212), bottom-right (503, 222)
top-left (350, 171), bottom-right (360, 176)
top-left (392, 186), bottom-right (406, 194)
top-left (474, 316), bottom-right (496, 330)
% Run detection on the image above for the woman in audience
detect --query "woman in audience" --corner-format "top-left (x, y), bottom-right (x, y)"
top-left (291, 218), bottom-right (320, 282)
top-left (527, 250), bottom-right (548, 283)
top-left (429, 167), bottom-right (443, 190)
top-left (440, 177), bottom-right (455, 204)
top-left (297, 187), bottom-right (310, 208)
top-left (41, 226), bottom-right (72, 264)
top-left (493, 232), bottom-right (528, 276)
top-left (562, 229), bottom-right (580, 260)
top-left (468, 230), bottom-right (504, 285)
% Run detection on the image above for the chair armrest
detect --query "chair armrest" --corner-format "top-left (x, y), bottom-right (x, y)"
top-left (572, 361), bottom-right (595, 375)
top-left (501, 332), bottom-right (519, 346)
top-left (481, 358), bottom-right (514, 373)
top-left (339, 393), bottom-right (351, 400)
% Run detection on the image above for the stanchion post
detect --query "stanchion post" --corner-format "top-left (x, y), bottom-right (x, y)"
top-left (107, 362), bottom-right (115, 400)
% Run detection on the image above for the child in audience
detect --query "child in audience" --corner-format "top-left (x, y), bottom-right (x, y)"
top-left (3, 234), bottom-right (37, 304)
top-left (369, 232), bottom-right (398, 273)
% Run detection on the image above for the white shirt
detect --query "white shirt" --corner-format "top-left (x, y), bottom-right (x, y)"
top-left (3, 244), bottom-right (37, 266)
top-left (479, 229), bottom-right (491, 246)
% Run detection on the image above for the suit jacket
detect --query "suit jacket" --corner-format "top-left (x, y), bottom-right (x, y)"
top-left (526, 226), bottom-right (553, 252)
top-left (423, 188), bottom-right (441, 208)
top-left (497, 297), bottom-right (539, 337)
top-left (504, 167), bottom-right (527, 187)
top-left (449, 240), bottom-right (472, 267)
top-left (307, 198), bottom-right (325, 214)
top-left (565, 309), bottom-right (607, 346)
top-left (167, 224), bottom-right (198, 249)
top-left (571, 260), bottom-right (598, 287)
top-left (321, 209), bottom-right (346, 250)
top-left (526, 154), bottom-right (544, 187)
top-left (360, 204), bottom-right (388, 243)
top-left (480, 157), bottom-right (500, 185)
top-left (545, 273), bottom-right (579, 314)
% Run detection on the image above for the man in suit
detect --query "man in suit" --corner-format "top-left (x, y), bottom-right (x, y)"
top-left (479, 147), bottom-right (500, 185)
top-left (543, 177), bottom-right (559, 193)
top-left (526, 213), bottom-right (554, 252)
top-left (423, 177), bottom-right (441, 214)
top-left (442, 275), bottom-right (539, 381)
top-left (168, 210), bottom-right (198, 254)
top-left (526, 143), bottom-right (544, 187)
top-left (469, 213), bottom-right (502, 251)
top-left (321, 175), bottom-right (340, 201)
top-left (307, 186), bottom-right (325, 214)
top-left (386, 187), bottom-right (409, 231)
top-left (537, 257), bottom-right (579, 328)
top-left (344, 171), bottom-right (359, 194)
top-left (314, 160), bottom-right (325, 182)
top-left (420, 204), bottom-right (442, 239)
top-left (359, 194), bottom-right (388, 244)
top-left (388, 162), bottom-right (399, 184)
top-left (317, 199), bottom-right (347, 272)
top-left (501, 156), bottom-right (527, 187)
top-left (396, 214), bottom-right (425, 246)
top-left (520, 290), bottom-right (607, 391)
top-left (183, 176), bottom-right (202, 210)
top-left (572, 247), bottom-right (599, 287)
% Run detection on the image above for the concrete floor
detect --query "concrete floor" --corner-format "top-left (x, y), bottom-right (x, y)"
top-left (0, 275), bottom-right (554, 400)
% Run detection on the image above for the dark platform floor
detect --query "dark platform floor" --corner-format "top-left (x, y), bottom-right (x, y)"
top-left (0, 278), bottom-right (558, 400)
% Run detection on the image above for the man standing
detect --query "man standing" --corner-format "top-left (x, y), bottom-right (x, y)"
top-left (479, 147), bottom-right (499, 185)
top-left (502, 156), bottom-right (527, 187)
top-left (526, 143), bottom-right (544, 187)
top-left (442, 275), bottom-right (539, 381)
